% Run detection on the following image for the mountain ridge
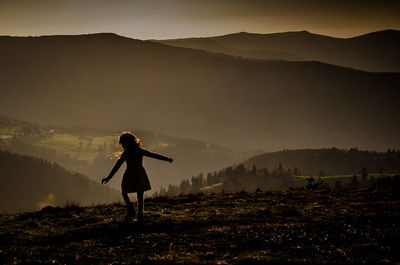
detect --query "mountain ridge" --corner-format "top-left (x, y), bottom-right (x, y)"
top-left (157, 29), bottom-right (400, 72)
top-left (209, 29), bottom-right (400, 40)
top-left (0, 33), bottom-right (399, 151)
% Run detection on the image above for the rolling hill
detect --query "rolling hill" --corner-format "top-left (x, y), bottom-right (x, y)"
top-left (0, 116), bottom-right (247, 192)
top-left (155, 36), bottom-right (305, 61)
top-left (156, 148), bottom-right (400, 195)
top-left (0, 33), bottom-right (399, 151)
top-left (157, 29), bottom-right (400, 72)
top-left (243, 148), bottom-right (400, 176)
top-left (0, 150), bottom-right (120, 213)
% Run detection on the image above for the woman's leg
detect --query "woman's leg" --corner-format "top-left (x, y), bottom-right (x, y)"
top-left (137, 191), bottom-right (144, 221)
top-left (122, 191), bottom-right (135, 220)
top-left (122, 191), bottom-right (130, 204)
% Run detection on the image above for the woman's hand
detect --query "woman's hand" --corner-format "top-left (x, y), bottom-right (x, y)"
top-left (102, 177), bottom-right (110, 184)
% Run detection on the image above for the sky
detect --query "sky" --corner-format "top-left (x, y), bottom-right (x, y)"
top-left (0, 0), bottom-right (399, 39)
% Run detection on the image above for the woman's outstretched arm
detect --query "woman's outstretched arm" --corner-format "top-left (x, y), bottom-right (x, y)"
top-left (142, 149), bottom-right (173, 163)
top-left (102, 154), bottom-right (126, 184)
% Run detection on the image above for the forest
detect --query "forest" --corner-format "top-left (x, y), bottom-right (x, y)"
top-left (155, 148), bottom-right (400, 196)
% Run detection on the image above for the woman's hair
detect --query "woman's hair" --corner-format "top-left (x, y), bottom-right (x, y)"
top-left (116, 131), bottom-right (142, 157)
top-left (119, 131), bottom-right (143, 149)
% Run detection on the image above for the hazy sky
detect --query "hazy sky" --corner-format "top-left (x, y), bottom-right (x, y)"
top-left (0, 0), bottom-right (399, 39)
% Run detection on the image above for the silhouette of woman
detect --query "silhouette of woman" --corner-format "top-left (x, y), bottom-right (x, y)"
top-left (102, 131), bottom-right (173, 221)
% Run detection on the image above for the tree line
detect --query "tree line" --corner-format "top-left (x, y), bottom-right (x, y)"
top-left (154, 153), bottom-right (400, 197)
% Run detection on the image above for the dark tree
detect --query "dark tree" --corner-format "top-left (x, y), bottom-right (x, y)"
top-left (361, 167), bottom-right (368, 182)
top-left (252, 164), bottom-right (257, 176)
top-left (350, 174), bottom-right (359, 187)
top-left (377, 166), bottom-right (384, 175)
top-left (235, 164), bottom-right (246, 176)
top-left (179, 179), bottom-right (191, 194)
top-left (334, 180), bottom-right (343, 190)
top-left (278, 162), bottom-right (283, 175)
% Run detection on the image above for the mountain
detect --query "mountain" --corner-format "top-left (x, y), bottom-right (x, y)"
top-left (0, 150), bottom-right (121, 213)
top-left (157, 30), bottom-right (400, 72)
top-left (155, 37), bottom-right (305, 61)
top-left (0, 33), bottom-right (399, 151)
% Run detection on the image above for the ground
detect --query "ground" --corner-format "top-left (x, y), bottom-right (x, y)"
top-left (1, 188), bottom-right (399, 264)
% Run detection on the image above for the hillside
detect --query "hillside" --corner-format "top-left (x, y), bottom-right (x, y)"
top-left (0, 150), bottom-right (120, 213)
top-left (0, 116), bottom-right (246, 192)
top-left (157, 29), bottom-right (400, 72)
top-left (154, 148), bottom-right (400, 196)
top-left (1, 185), bottom-right (399, 264)
top-left (155, 37), bottom-right (305, 61)
top-left (244, 148), bottom-right (400, 176)
top-left (0, 33), bottom-right (400, 151)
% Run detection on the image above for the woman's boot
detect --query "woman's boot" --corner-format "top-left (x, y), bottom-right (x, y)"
top-left (137, 203), bottom-right (143, 222)
top-left (125, 202), bottom-right (135, 221)
top-left (136, 191), bottom-right (144, 223)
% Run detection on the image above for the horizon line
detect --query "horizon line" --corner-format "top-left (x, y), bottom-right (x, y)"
top-left (1, 28), bottom-right (399, 41)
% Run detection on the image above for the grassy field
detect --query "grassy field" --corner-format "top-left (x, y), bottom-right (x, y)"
top-left (1, 187), bottom-right (399, 264)
top-left (12, 132), bottom-right (168, 162)
top-left (0, 128), bottom-right (16, 136)
top-left (33, 134), bottom-right (118, 161)
top-left (0, 121), bottom-right (172, 161)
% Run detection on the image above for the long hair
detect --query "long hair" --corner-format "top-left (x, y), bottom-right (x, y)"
top-left (116, 131), bottom-right (142, 158)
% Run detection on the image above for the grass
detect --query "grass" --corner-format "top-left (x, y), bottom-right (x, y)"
top-left (4, 129), bottom-right (170, 162)
top-left (1, 187), bottom-right (399, 264)
top-left (33, 134), bottom-right (117, 161)
top-left (0, 127), bottom-right (16, 136)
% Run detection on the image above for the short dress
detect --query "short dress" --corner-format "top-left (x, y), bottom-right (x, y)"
top-left (120, 148), bottom-right (152, 193)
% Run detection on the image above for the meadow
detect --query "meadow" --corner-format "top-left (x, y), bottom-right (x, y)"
top-left (32, 133), bottom-right (121, 161)
top-left (1, 185), bottom-right (399, 264)
top-left (0, 121), bottom-right (170, 163)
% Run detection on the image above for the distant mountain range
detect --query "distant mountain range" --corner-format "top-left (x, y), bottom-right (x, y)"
top-left (156, 30), bottom-right (400, 72)
top-left (0, 150), bottom-right (120, 213)
top-left (0, 33), bottom-right (399, 151)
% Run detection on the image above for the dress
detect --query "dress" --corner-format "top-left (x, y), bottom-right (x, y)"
top-left (120, 147), bottom-right (170, 193)
top-left (121, 148), bottom-right (151, 193)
